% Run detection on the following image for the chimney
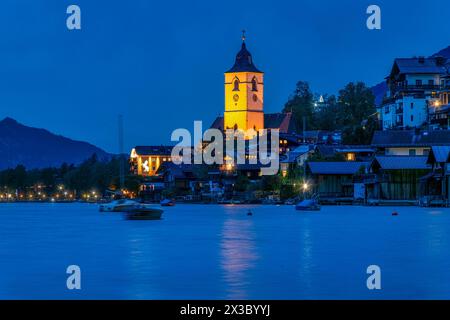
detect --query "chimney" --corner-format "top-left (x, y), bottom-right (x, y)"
top-left (418, 56), bottom-right (425, 64)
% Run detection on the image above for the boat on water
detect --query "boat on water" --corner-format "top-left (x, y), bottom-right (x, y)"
top-left (160, 199), bottom-right (175, 207)
top-left (295, 199), bottom-right (321, 211)
top-left (123, 206), bottom-right (163, 220)
top-left (99, 199), bottom-right (140, 212)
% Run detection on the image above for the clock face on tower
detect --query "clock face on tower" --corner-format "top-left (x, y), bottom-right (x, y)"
top-left (233, 94), bottom-right (239, 102)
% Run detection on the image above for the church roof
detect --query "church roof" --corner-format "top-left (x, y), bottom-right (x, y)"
top-left (225, 41), bottom-right (262, 73)
top-left (210, 112), bottom-right (298, 134)
top-left (265, 112), bottom-right (298, 133)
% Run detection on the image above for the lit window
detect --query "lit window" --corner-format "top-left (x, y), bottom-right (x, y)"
top-left (346, 153), bottom-right (356, 161)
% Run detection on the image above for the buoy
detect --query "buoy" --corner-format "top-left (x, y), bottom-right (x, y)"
top-left (392, 211), bottom-right (398, 216)
top-left (247, 210), bottom-right (253, 216)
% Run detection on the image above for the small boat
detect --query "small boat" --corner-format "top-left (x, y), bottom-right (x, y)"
top-left (99, 199), bottom-right (140, 212)
top-left (160, 199), bottom-right (175, 207)
top-left (124, 206), bottom-right (163, 220)
top-left (284, 199), bottom-right (296, 205)
top-left (295, 199), bottom-right (321, 211)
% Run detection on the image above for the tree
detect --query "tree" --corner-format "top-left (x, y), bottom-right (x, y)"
top-left (313, 95), bottom-right (339, 131)
top-left (336, 82), bottom-right (376, 144)
top-left (234, 173), bottom-right (249, 192)
top-left (283, 81), bottom-right (315, 131)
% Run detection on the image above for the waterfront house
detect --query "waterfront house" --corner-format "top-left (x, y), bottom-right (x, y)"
top-left (371, 129), bottom-right (450, 156)
top-left (158, 162), bottom-right (198, 192)
top-left (138, 180), bottom-right (165, 202)
top-left (280, 145), bottom-right (314, 177)
top-left (306, 161), bottom-right (369, 204)
top-left (420, 146), bottom-right (450, 206)
top-left (363, 155), bottom-right (431, 202)
top-left (429, 72), bottom-right (450, 130)
top-left (378, 56), bottom-right (448, 130)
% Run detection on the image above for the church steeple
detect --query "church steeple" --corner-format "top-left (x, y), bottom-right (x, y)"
top-left (225, 32), bottom-right (262, 73)
top-left (223, 32), bottom-right (264, 133)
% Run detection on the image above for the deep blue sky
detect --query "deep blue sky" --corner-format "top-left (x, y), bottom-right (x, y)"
top-left (0, 0), bottom-right (449, 153)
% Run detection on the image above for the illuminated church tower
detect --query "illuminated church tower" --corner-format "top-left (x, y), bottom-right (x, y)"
top-left (224, 32), bottom-right (264, 132)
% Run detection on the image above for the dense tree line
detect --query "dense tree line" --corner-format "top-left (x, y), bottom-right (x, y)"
top-left (0, 154), bottom-right (140, 195)
top-left (283, 81), bottom-right (377, 144)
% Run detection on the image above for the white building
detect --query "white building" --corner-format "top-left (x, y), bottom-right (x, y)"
top-left (379, 56), bottom-right (449, 130)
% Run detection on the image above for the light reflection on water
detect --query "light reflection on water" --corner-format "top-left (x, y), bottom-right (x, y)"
top-left (220, 212), bottom-right (258, 299)
top-left (0, 203), bottom-right (450, 299)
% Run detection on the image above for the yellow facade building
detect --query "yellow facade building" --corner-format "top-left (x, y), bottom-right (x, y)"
top-left (224, 35), bottom-right (264, 132)
top-left (129, 146), bottom-right (173, 177)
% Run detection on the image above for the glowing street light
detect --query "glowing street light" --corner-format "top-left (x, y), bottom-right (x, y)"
top-left (302, 182), bottom-right (309, 191)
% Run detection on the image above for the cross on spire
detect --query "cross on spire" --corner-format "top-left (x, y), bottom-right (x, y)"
top-left (241, 29), bottom-right (246, 42)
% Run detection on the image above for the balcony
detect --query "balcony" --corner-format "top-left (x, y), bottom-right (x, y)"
top-left (383, 96), bottom-right (398, 105)
top-left (391, 84), bottom-right (440, 94)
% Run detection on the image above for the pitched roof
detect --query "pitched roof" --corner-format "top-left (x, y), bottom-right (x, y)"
top-left (281, 146), bottom-right (312, 164)
top-left (335, 147), bottom-right (375, 153)
top-left (264, 112), bottom-right (299, 133)
top-left (427, 146), bottom-right (450, 163)
top-left (391, 57), bottom-right (448, 75)
top-left (210, 113), bottom-right (299, 134)
top-left (315, 145), bottom-right (338, 157)
top-left (371, 156), bottom-right (430, 170)
top-left (133, 146), bottom-right (173, 156)
top-left (307, 161), bottom-right (368, 175)
top-left (210, 116), bottom-right (224, 130)
top-left (371, 130), bottom-right (450, 147)
top-left (315, 145), bottom-right (374, 157)
top-left (225, 41), bottom-right (262, 73)
top-left (158, 162), bottom-right (197, 179)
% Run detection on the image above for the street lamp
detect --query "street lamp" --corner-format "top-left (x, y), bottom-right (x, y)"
top-left (302, 182), bottom-right (309, 199)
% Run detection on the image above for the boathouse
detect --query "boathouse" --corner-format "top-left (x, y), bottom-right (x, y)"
top-left (420, 146), bottom-right (450, 206)
top-left (307, 161), bottom-right (369, 204)
top-left (364, 155), bottom-right (431, 202)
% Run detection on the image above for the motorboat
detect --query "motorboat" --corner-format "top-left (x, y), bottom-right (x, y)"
top-left (123, 206), bottom-right (163, 220)
top-left (295, 199), bottom-right (321, 211)
top-left (99, 199), bottom-right (140, 212)
top-left (160, 199), bottom-right (175, 207)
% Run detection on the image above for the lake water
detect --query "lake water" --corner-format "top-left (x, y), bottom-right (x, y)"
top-left (0, 203), bottom-right (449, 299)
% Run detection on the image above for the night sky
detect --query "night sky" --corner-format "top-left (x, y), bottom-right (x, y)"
top-left (0, 0), bottom-right (449, 153)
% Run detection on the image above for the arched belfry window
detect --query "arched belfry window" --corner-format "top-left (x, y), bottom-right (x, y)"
top-left (233, 78), bottom-right (240, 91)
top-left (251, 77), bottom-right (258, 92)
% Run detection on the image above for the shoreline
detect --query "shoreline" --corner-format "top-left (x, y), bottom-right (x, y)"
top-left (0, 200), bottom-right (448, 208)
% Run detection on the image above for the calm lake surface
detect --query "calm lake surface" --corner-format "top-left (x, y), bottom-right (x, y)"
top-left (0, 203), bottom-right (450, 299)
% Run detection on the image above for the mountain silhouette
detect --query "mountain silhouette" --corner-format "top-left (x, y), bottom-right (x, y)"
top-left (0, 117), bottom-right (110, 170)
